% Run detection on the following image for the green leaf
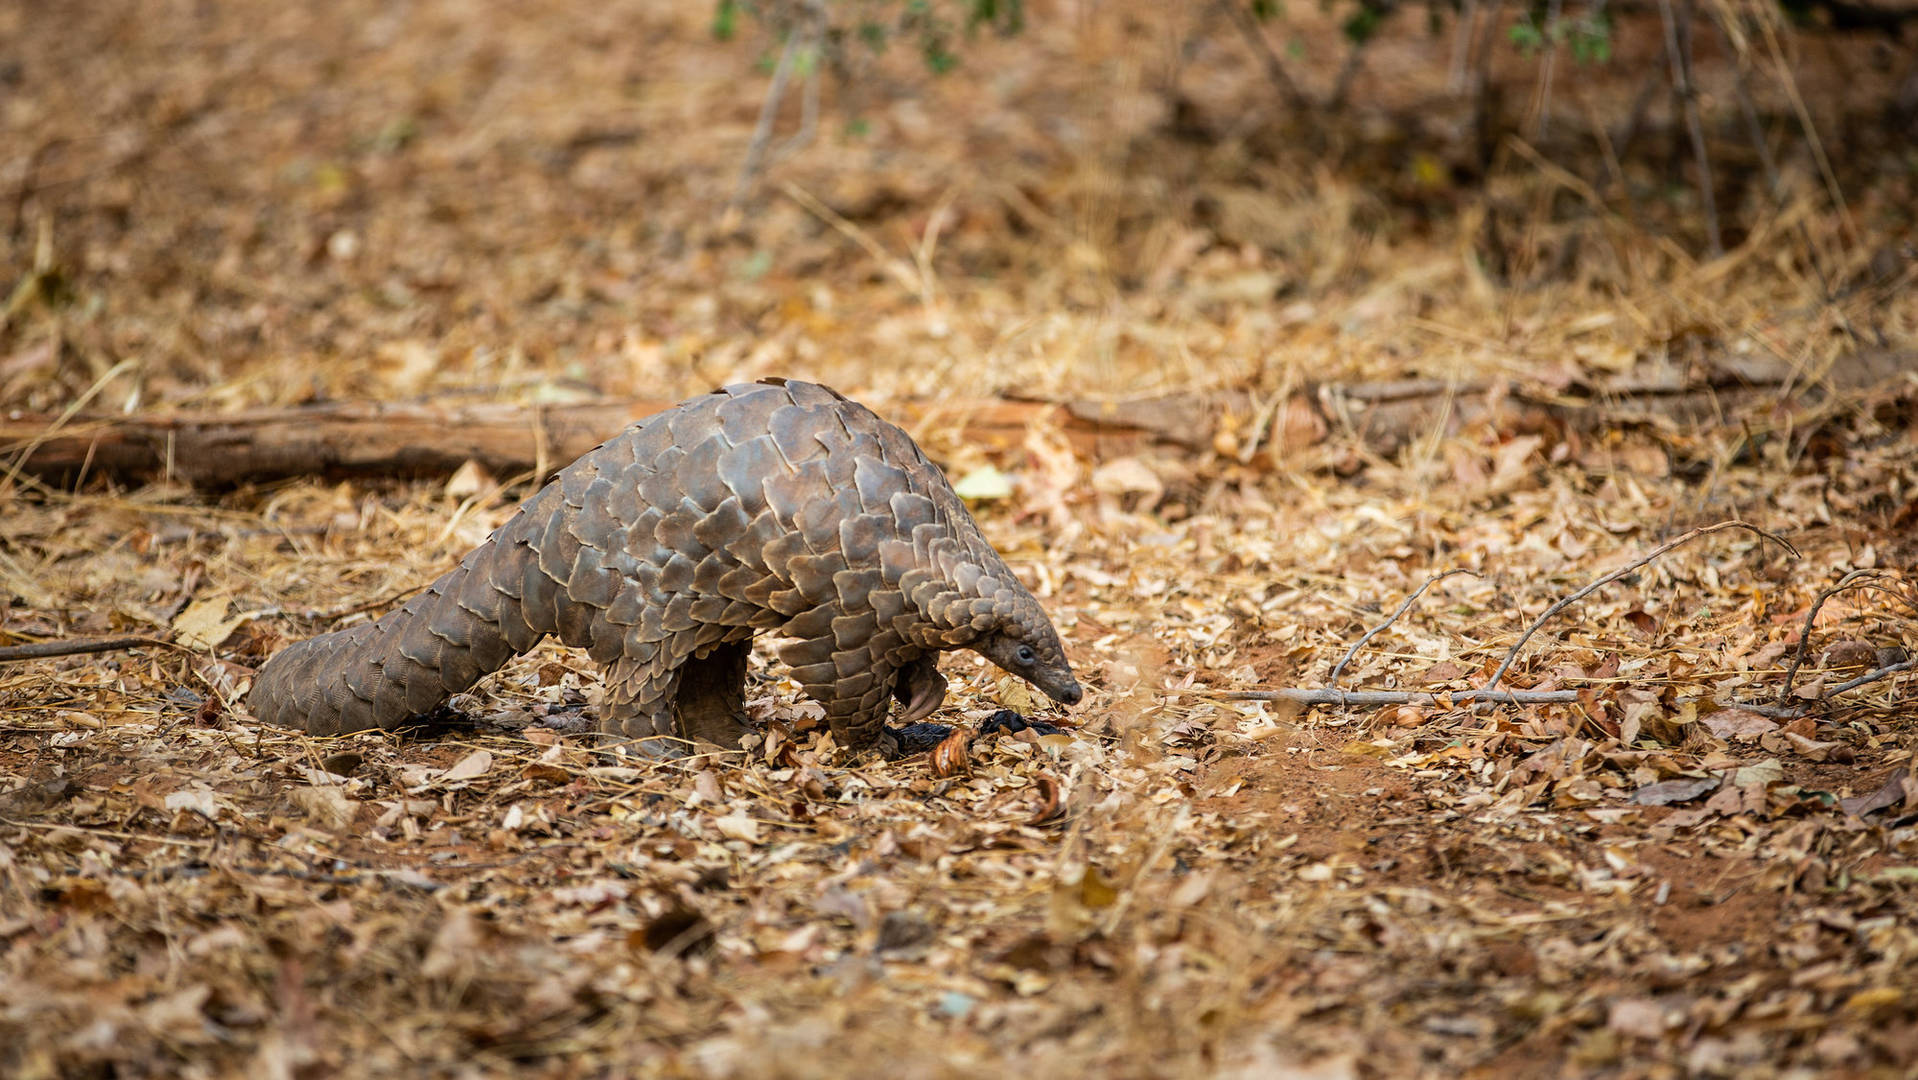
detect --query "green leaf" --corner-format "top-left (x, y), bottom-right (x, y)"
top-left (712, 0), bottom-right (738, 42)
top-left (1343, 4), bottom-right (1384, 44)
top-left (1508, 19), bottom-right (1545, 57)
top-left (922, 38), bottom-right (958, 73)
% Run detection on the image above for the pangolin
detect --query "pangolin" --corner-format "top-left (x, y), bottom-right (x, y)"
top-left (248, 379), bottom-right (1082, 757)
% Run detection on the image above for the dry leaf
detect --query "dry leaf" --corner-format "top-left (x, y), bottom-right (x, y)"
top-left (1729, 759), bottom-right (1784, 788)
top-left (952, 464), bottom-right (1014, 500)
top-left (1029, 773), bottom-right (1065, 824)
top-left (443, 458), bottom-right (494, 499)
top-left (714, 813), bottom-right (761, 843)
top-left (1630, 777), bottom-right (1720, 806)
top-left (441, 749), bottom-right (493, 783)
top-left (289, 785), bottom-right (357, 829)
top-left (521, 762), bottom-right (572, 785)
top-left (172, 598), bottom-right (250, 652)
top-left (637, 907), bottom-right (715, 957)
top-left (930, 729), bottom-right (972, 778)
top-left (1702, 710), bottom-right (1779, 741)
top-left (1820, 640), bottom-right (1878, 671)
top-left (419, 907), bottom-right (483, 979)
top-left (1077, 866), bottom-right (1118, 909)
top-left (1840, 769), bottom-right (1918, 818)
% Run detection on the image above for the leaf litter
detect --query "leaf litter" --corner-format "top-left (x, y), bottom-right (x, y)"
top-left (6, 388), bottom-right (1918, 1076)
top-left (4, 2), bottom-right (1918, 1077)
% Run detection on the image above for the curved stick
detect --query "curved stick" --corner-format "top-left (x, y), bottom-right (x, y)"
top-left (1776, 568), bottom-right (1896, 705)
top-left (1328, 568), bottom-right (1480, 686)
top-left (1484, 520), bottom-right (1797, 692)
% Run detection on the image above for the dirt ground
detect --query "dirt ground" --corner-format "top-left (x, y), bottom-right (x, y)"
top-left (5, 1), bottom-right (1918, 1077)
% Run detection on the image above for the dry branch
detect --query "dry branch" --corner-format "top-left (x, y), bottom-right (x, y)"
top-left (1327, 568), bottom-right (1479, 685)
top-left (1485, 519), bottom-right (1797, 691)
top-left (1226, 523), bottom-right (1918, 728)
top-left (1232, 520), bottom-right (1802, 718)
top-left (0, 398), bottom-right (1130, 487)
top-left (4, 350), bottom-right (1910, 489)
top-left (0, 635), bottom-right (176, 664)
top-left (1776, 568), bottom-right (1894, 704)
top-left (1220, 687), bottom-right (1582, 707)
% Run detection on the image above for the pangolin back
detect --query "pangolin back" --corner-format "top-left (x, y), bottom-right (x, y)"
top-left (248, 379), bottom-right (1080, 752)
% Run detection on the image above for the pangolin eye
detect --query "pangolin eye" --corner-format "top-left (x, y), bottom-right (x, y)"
top-left (1016, 645), bottom-right (1037, 665)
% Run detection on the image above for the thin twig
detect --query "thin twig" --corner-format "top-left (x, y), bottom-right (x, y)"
top-left (1711, 4), bottom-right (1849, 311)
top-left (1447, 0), bottom-right (1481, 92)
top-left (1484, 520), bottom-right (1798, 691)
top-left (1776, 568), bottom-right (1891, 704)
top-left (1732, 657), bottom-right (1918, 717)
top-left (780, 180), bottom-right (924, 296)
top-left (1533, 0), bottom-right (1564, 138)
top-left (0, 816), bottom-right (213, 847)
top-left (0, 635), bottom-right (179, 664)
top-left (1468, 0), bottom-right (1509, 171)
top-left (1328, 569), bottom-right (1480, 686)
top-left (1218, 687), bottom-right (1582, 707)
top-left (1221, 0), bottom-right (1310, 112)
top-left (1753, 2), bottom-right (1856, 248)
top-left (1660, 0), bottom-right (1721, 256)
top-left (1, 356), bottom-right (138, 493)
top-left (1596, 39), bottom-right (1663, 206)
top-left (1328, 23), bottom-right (1376, 113)
top-left (1217, 657), bottom-right (1916, 719)
top-left (112, 862), bottom-right (446, 892)
top-left (769, 17), bottom-right (823, 169)
top-left (1099, 804), bottom-right (1188, 935)
top-left (1814, 656), bottom-right (1918, 700)
top-left (730, 25), bottom-right (804, 211)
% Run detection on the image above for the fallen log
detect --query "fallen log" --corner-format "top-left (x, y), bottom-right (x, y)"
top-left (1, 350), bottom-right (1907, 488)
top-left (0, 397), bottom-right (1168, 488)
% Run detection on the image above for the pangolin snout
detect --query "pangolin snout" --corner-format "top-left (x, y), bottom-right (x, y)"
top-left (1052, 681), bottom-right (1083, 706)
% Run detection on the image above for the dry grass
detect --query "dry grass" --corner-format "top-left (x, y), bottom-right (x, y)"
top-left (4, 1), bottom-right (1918, 1076)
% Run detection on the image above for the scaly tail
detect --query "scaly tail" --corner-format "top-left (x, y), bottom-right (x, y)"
top-left (248, 484), bottom-right (569, 735)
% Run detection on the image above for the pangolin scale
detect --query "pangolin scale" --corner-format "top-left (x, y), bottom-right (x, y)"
top-left (247, 379), bottom-right (1081, 756)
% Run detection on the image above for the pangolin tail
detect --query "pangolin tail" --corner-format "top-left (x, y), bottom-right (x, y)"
top-left (247, 487), bottom-right (564, 735)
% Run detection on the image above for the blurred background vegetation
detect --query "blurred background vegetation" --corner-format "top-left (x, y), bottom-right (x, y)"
top-left (2, 0), bottom-right (1912, 416)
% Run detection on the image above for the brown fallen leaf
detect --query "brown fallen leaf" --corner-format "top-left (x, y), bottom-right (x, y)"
top-left (1029, 773), bottom-right (1065, 824)
top-left (1766, 730), bottom-right (1854, 764)
top-left (930, 728), bottom-right (971, 777)
top-left (441, 749), bottom-right (492, 783)
top-left (1630, 777), bottom-right (1721, 806)
top-left (520, 762), bottom-right (572, 785)
top-left (636, 907), bottom-right (715, 957)
top-left (289, 785), bottom-right (357, 828)
top-left (172, 598), bottom-right (251, 652)
top-left (420, 907), bottom-right (484, 980)
top-left (318, 751), bottom-right (363, 777)
top-left (1821, 639), bottom-right (1879, 672)
top-left (713, 813), bottom-right (760, 843)
top-left (1840, 768), bottom-right (1918, 818)
top-left (1702, 709), bottom-right (1779, 741)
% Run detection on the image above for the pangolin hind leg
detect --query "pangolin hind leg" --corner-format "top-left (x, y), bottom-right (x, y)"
top-left (599, 642), bottom-right (686, 757)
top-left (671, 638), bottom-right (755, 749)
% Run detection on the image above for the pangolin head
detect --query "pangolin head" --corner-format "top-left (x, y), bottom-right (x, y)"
top-left (925, 564), bottom-right (1082, 708)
